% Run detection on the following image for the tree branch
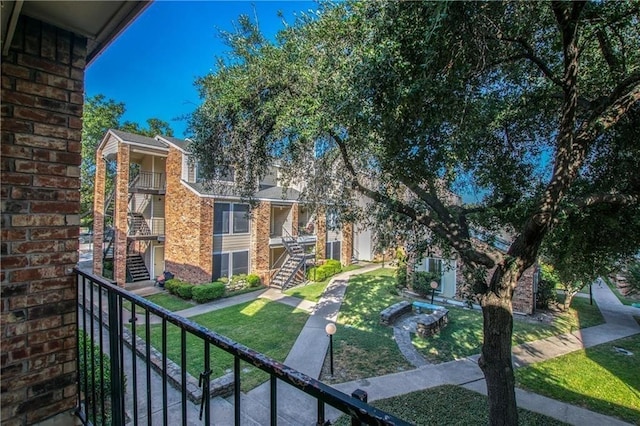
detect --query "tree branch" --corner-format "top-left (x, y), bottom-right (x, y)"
top-left (498, 38), bottom-right (565, 88)
top-left (328, 129), bottom-right (499, 268)
top-left (571, 191), bottom-right (640, 209)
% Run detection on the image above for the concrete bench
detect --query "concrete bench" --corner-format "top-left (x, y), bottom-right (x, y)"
top-left (380, 301), bottom-right (412, 325)
top-left (416, 308), bottom-right (449, 338)
top-left (412, 301), bottom-right (445, 313)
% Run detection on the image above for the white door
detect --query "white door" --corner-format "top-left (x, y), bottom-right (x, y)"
top-left (152, 245), bottom-right (165, 278)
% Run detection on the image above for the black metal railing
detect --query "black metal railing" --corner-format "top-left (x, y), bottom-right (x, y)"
top-left (75, 268), bottom-right (410, 426)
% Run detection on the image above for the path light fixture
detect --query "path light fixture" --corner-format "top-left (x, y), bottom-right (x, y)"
top-left (430, 281), bottom-right (438, 304)
top-left (325, 322), bottom-right (337, 376)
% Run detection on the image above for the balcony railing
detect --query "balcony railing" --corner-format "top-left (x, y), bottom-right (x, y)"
top-left (75, 269), bottom-right (409, 426)
top-left (131, 171), bottom-right (166, 191)
top-left (128, 217), bottom-right (165, 237)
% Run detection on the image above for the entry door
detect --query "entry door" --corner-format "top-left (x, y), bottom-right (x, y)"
top-left (152, 246), bottom-right (165, 278)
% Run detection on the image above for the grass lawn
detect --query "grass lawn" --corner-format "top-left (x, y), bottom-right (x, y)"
top-left (515, 334), bottom-right (640, 424)
top-left (604, 276), bottom-right (640, 306)
top-left (332, 385), bottom-right (566, 426)
top-left (322, 268), bottom-right (413, 383)
top-left (140, 299), bottom-right (308, 391)
top-left (285, 264), bottom-right (362, 302)
top-left (325, 268), bottom-right (604, 379)
top-left (144, 292), bottom-right (194, 311)
top-left (412, 290), bottom-right (603, 363)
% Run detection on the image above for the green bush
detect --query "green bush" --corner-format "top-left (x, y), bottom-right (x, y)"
top-left (307, 259), bottom-right (343, 282)
top-left (395, 266), bottom-right (408, 289)
top-left (175, 282), bottom-right (195, 299)
top-left (192, 282), bottom-right (226, 303)
top-left (79, 329), bottom-right (125, 425)
top-left (164, 278), bottom-right (183, 295)
top-left (246, 274), bottom-right (261, 288)
top-left (537, 263), bottom-right (558, 308)
top-left (412, 271), bottom-right (441, 297)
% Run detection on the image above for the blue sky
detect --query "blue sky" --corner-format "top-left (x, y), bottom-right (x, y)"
top-left (86, 1), bottom-right (316, 138)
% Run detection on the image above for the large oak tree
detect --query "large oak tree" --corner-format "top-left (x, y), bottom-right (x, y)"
top-left (189, 2), bottom-right (640, 424)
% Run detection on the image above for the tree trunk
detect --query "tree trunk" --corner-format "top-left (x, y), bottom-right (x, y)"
top-left (479, 266), bottom-right (520, 426)
top-left (563, 290), bottom-right (577, 310)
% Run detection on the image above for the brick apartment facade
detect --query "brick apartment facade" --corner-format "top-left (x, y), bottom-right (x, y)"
top-left (91, 131), bottom-right (351, 288)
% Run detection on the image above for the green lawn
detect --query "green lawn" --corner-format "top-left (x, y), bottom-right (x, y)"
top-left (604, 276), bottom-right (640, 306)
top-left (144, 292), bottom-right (195, 311)
top-left (413, 290), bottom-right (603, 363)
top-left (140, 299), bottom-right (308, 391)
top-left (516, 334), bottom-right (640, 424)
top-left (332, 385), bottom-right (566, 426)
top-left (285, 264), bottom-right (362, 302)
top-left (324, 268), bottom-right (604, 379)
top-left (322, 268), bottom-right (413, 383)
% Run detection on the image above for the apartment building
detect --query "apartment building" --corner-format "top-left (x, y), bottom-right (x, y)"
top-left (91, 129), bottom-right (352, 288)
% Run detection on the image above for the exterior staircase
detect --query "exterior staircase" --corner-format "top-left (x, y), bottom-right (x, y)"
top-left (128, 212), bottom-right (151, 236)
top-left (270, 236), bottom-right (308, 290)
top-left (126, 254), bottom-right (150, 282)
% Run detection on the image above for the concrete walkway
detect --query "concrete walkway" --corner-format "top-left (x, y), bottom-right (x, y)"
top-left (112, 265), bottom-right (639, 425)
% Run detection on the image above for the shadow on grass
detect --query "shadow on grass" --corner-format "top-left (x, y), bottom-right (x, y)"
top-left (331, 385), bottom-right (566, 426)
top-left (515, 334), bottom-right (640, 424)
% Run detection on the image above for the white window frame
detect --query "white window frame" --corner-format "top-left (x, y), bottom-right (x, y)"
top-left (213, 250), bottom-right (250, 279)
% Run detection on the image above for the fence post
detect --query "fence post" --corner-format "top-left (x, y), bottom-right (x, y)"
top-left (107, 290), bottom-right (125, 425)
top-left (351, 389), bottom-right (368, 426)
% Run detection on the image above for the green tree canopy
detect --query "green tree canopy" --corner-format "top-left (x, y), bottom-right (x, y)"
top-left (188, 2), bottom-right (640, 424)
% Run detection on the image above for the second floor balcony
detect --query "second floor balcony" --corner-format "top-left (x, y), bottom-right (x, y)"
top-left (131, 171), bottom-right (166, 192)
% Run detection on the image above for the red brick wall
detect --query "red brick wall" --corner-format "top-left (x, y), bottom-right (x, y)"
top-left (164, 146), bottom-right (213, 283)
top-left (341, 222), bottom-right (353, 266)
top-left (455, 259), bottom-right (536, 314)
top-left (113, 143), bottom-right (130, 285)
top-left (315, 207), bottom-right (327, 261)
top-left (1, 16), bottom-right (85, 425)
top-left (92, 153), bottom-right (107, 275)
top-left (250, 201), bottom-right (271, 284)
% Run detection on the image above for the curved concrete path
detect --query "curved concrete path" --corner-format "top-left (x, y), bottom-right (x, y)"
top-left (126, 269), bottom-right (639, 425)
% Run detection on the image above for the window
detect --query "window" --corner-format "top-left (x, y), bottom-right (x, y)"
top-left (214, 203), bottom-right (249, 235)
top-left (326, 241), bottom-right (341, 261)
top-left (213, 251), bottom-right (249, 279)
top-left (214, 203), bottom-right (230, 234)
top-left (213, 253), bottom-right (229, 280)
top-left (232, 251), bottom-right (248, 275)
top-left (232, 204), bottom-right (249, 233)
top-left (420, 257), bottom-right (443, 291)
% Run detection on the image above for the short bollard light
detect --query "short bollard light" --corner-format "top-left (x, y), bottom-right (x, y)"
top-left (325, 322), bottom-right (337, 376)
top-left (430, 281), bottom-right (438, 304)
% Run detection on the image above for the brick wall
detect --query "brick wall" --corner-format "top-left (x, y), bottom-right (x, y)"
top-left (113, 143), bottom-right (130, 285)
top-left (315, 207), bottom-right (326, 261)
top-left (91, 153), bottom-right (106, 276)
top-left (341, 222), bottom-right (353, 267)
top-left (455, 259), bottom-right (536, 314)
top-left (164, 146), bottom-right (213, 283)
top-left (1, 16), bottom-right (85, 425)
top-left (250, 201), bottom-right (271, 284)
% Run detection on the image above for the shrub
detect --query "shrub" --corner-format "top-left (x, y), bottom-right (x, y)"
top-left (79, 329), bottom-right (125, 425)
top-left (307, 259), bottom-right (343, 282)
top-left (412, 271), bottom-right (441, 297)
top-left (246, 274), bottom-right (261, 288)
top-left (192, 282), bottom-right (226, 303)
top-left (164, 278), bottom-right (183, 295)
top-left (395, 265), bottom-right (408, 289)
top-left (537, 263), bottom-right (559, 308)
top-left (175, 282), bottom-right (195, 299)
